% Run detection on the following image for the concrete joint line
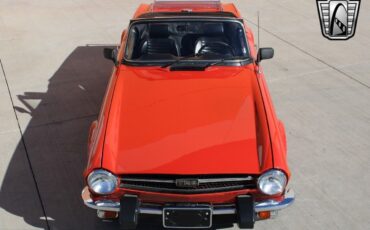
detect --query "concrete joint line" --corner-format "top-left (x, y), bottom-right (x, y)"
top-left (0, 59), bottom-right (51, 230)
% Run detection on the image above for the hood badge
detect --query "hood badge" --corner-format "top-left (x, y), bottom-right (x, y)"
top-left (175, 179), bottom-right (200, 188)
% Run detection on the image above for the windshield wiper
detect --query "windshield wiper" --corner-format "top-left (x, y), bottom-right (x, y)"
top-left (162, 56), bottom-right (246, 70)
top-left (161, 55), bottom-right (197, 68)
top-left (203, 57), bottom-right (240, 69)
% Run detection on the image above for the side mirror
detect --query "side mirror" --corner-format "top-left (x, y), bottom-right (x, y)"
top-left (257, 48), bottom-right (274, 64)
top-left (103, 48), bottom-right (118, 65)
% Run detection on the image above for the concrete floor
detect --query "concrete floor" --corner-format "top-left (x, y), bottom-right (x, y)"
top-left (0, 0), bottom-right (369, 229)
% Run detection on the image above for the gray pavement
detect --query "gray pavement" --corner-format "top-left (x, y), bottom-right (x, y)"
top-left (0, 0), bottom-right (369, 229)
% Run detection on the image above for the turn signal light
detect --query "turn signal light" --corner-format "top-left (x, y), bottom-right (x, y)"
top-left (258, 211), bottom-right (271, 220)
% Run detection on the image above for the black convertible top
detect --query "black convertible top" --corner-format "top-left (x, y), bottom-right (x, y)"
top-left (137, 12), bottom-right (237, 19)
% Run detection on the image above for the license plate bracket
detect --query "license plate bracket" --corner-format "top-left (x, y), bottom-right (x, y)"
top-left (163, 206), bottom-right (212, 229)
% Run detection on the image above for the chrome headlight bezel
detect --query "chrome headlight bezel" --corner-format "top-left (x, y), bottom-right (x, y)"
top-left (87, 169), bottom-right (118, 195)
top-left (257, 169), bottom-right (287, 196)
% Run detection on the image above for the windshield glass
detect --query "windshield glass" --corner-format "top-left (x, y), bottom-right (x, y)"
top-left (124, 19), bottom-right (250, 65)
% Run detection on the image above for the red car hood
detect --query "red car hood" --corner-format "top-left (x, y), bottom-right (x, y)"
top-left (102, 66), bottom-right (261, 175)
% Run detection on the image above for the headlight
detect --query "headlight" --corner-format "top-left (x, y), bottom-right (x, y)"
top-left (87, 169), bottom-right (118, 195)
top-left (257, 170), bottom-right (287, 195)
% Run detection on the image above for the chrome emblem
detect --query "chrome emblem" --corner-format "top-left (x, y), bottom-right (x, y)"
top-left (317, 0), bottom-right (361, 40)
top-left (175, 179), bottom-right (199, 188)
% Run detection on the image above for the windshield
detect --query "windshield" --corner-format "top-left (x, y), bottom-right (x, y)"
top-left (124, 19), bottom-right (250, 66)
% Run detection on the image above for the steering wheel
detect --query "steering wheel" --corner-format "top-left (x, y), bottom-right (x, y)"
top-left (196, 42), bottom-right (235, 56)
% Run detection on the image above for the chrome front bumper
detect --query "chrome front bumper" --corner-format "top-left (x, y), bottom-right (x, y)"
top-left (81, 187), bottom-right (295, 215)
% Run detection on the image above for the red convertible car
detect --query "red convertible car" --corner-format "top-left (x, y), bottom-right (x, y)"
top-left (82, 0), bottom-right (294, 229)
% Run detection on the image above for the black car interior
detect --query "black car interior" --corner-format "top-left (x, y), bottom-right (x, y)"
top-left (140, 24), bottom-right (180, 57)
top-left (194, 23), bottom-right (234, 57)
top-left (125, 21), bottom-right (249, 61)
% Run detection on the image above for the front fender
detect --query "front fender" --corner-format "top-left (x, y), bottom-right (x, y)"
top-left (277, 120), bottom-right (287, 154)
top-left (88, 120), bottom-right (98, 152)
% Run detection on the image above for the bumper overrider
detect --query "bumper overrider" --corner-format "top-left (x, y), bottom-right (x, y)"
top-left (81, 187), bottom-right (295, 228)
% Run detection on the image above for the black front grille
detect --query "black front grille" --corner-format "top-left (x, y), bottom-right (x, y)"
top-left (120, 175), bottom-right (257, 194)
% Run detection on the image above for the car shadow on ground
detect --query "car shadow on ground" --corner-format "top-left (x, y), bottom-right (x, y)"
top-left (0, 46), bottom-right (235, 230)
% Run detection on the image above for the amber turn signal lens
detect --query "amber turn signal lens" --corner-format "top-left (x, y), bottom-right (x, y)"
top-left (258, 211), bottom-right (271, 220)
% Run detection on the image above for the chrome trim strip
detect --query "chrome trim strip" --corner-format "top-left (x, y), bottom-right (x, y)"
top-left (198, 177), bottom-right (254, 183)
top-left (82, 187), bottom-right (295, 214)
top-left (140, 207), bottom-right (162, 215)
top-left (121, 178), bottom-right (175, 183)
top-left (213, 207), bottom-right (236, 215)
top-left (82, 188), bottom-right (120, 212)
top-left (120, 176), bottom-right (254, 184)
top-left (254, 188), bottom-right (295, 212)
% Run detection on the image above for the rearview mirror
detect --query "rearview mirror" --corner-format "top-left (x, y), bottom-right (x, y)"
top-left (257, 48), bottom-right (274, 63)
top-left (103, 48), bottom-right (118, 65)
